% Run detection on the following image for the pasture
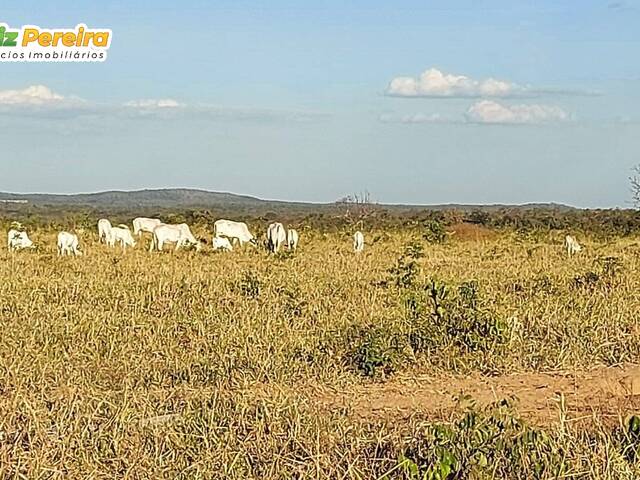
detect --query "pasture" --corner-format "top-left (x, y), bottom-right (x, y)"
top-left (2, 224), bottom-right (640, 478)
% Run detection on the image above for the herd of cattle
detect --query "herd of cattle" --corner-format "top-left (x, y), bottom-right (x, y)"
top-left (6, 217), bottom-right (369, 256)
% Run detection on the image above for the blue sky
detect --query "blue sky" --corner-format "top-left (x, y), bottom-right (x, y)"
top-left (1, 0), bottom-right (639, 207)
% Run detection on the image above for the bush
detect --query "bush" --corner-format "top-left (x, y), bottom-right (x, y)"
top-left (388, 242), bottom-right (425, 289)
top-left (423, 220), bottom-right (447, 244)
top-left (405, 279), bottom-right (509, 373)
top-left (397, 400), bottom-right (568, 479)
top-left (344, 324), bottom-right (406, 378)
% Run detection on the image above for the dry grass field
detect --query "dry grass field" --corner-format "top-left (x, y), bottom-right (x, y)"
top-left (2, 225), bottom-right (640, 478)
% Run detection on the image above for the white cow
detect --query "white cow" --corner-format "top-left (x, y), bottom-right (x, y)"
top-left (97, 219), bottom-right (112, 243)
top-left (564, 235), bottom-right (582, 256)
top-left (151, 223), bottom-right (202, 252)
top-left (287, 228), bottom-right (299, 251)
top-left (213, 219), bottom-right (256, 247)
top-left (107, 226), bottom-right (136, 250)
top-left (212, 236), bottom-right (233, 251)
top-left (267, 222), bottom-right (287, 253)
top-left (133, 217), bottom-right (162, 237)
top-left (7, 229), bottom-right (34, 251)
top-left (353, 231), bottom-right (364, 253)
top-left (57, 231), bottom-right (82, 256)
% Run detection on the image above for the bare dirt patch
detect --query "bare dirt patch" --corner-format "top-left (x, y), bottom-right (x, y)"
top-left (314, 364), bottom-right (640, 428)
top-left (449, 223), bottom-right (497, 242)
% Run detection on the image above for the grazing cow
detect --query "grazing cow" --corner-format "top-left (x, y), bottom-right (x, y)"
top-left (151, 223), bottom-right (202, 252)
top-left (7, 229), bottom-right (34, 251)
top-left (267, 222), bottom-right (287, 253)
top-left (564, 235), bottom-right (582, 256)
top-left (107, 226), bottom-right (136, 250)
top-left (287, 228), bottom-right (299, 251)
top-left (353, 231), bottom-right (364, 253)
top-left (213, 219), bottom-right (256, 247)
top-left (97, 219), bottom-right (112, 243)
top-left (57, 231), bottom-right (82, 256)
top-left (212, 236), bottom-right (233, 251)
top-left (133, 217), bottom-right (162, 237)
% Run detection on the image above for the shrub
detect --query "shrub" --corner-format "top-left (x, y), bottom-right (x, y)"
top-left (344, 324), bottom-right (406, 378)
top-left (423, 220), bottom-right (447, 244)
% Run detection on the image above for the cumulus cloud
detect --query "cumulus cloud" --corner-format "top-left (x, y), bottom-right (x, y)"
top-left (465, 100), bottom-right (569, 124)
top-left (386, 68), bottom-right (598, 98)
top-left (380, 100), bottom-right (571, 126)
top-left (386, 68), bottom-right (520, 98)
top-left (0, 84), bottom-right (93, 119)
top-left (0, 85), bottom-right (81, 106)
top-left (0, 84), bottom-right (328, 124)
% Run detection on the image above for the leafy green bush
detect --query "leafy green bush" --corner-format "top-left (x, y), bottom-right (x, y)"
top-left (405, 279), bottom-right (509, 373)
top-left (343, 324), bottom-right (406, 378)
top-left (396, 401), bottom-right (567, 479)
top-left (388, 242), bottom-right (425, 289)
top-left (423, 220), bottom-right (447, 244)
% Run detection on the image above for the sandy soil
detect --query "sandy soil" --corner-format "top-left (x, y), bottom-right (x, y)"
top-left (314, 364), bottom-right (640, 428)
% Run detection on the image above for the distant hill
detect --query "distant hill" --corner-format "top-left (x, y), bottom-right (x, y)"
top-left (0, 188), bottom-right (578, 212)
top-left (0, 189), bottom-right (279, 208)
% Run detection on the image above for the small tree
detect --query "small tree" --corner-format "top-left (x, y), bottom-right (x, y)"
top-left (632, 165), bottom-right (640, 207)
top-left (335, 190), bottom-right (376, 222)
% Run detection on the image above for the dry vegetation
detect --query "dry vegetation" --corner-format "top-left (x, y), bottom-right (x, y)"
top-left (2, 223), bottom-right (640, 478)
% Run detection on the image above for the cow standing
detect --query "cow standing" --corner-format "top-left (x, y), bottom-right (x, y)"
top-left (267, 222), bottom-right (287, 253)
top-left (97, 219), bottom-right (112, 243)
top-left (287, 228), bottom-right (299, 251)
top-left (107, 226), bottom-right (136, 250)
top-left (213, 219), bottom-right (256, 247)
top-left (57, 232), bottom-right (82, 256)
top-left (133, 217), bottom-right (162, 237)
top-left (564, 235), bottom-right (582, 256)
top-left (353, 231), bottom-right (364, 253)
top-left (151, 223), bottom-right (201, 252)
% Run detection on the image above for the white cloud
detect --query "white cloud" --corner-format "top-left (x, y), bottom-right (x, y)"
top-left (380, 100), bottom-right (570, 126)
top-left (0, 85), bottom-right (327, 123)
top-left (465, 100), bottom-right (569, 124)
top-left (0, 85), bottom-right (69, 106)
top-left (386, 68), bottom-right (599, 98)
top-left (123, 98), bottom-right (184, 109)
top-left (0, 85), bottom-right (91, 119)
top-left (386, 68), bottom-right (521, 98)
